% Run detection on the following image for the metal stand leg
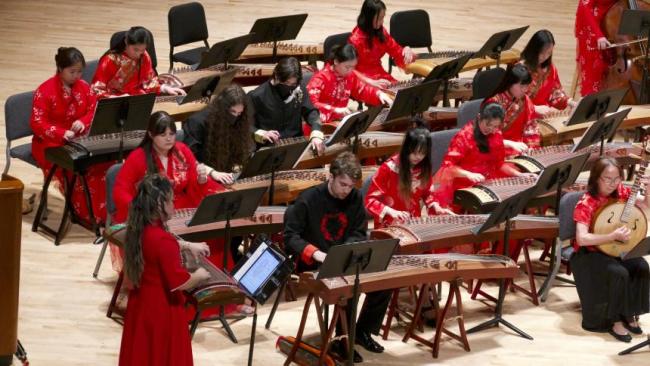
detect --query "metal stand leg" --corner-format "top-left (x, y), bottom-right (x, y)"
top-left (619, 335), bottom-right (650, 355)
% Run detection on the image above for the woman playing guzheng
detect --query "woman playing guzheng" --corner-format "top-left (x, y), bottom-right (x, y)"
top-left (484, 63), bottom-right (538, 157)
top-left (572, 157), bottom-right (649, 342)
top-left (183, 84), bottom-right (254, 185)
top-left (348, 0), bottom-right (416, 88)
top-left (365, 127), bottom-right (454, 228)
top-left (432, 103), bottom-right (528, 213)
top-left (521, 29), bottom-right (576, 117)
top-left (119, 173), bottom-right (211, 366)
top-left (30, 47), bottom-right (109, 225)
top-left (575, 0), bottom-right (618, 96)
top-left (307, 44), bottom-right (392, 125)
top-left (91, 26), bottom-right (185, 98)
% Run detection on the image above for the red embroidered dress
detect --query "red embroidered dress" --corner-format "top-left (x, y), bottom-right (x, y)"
top-left (307, 63), bottom-right (382, 124)
top-left (118, 223), bottom-right (193, 366)
top-left (527, 64), bottom-right (570, 111)
top-left (91, 51), bottom-right (160, 98)
top-left (575, 0), bottom-right (618, 96)
top-left (485, 91), bottom-right (539, 156)
top-left (348, 26), bottom-right (406, 82)
top-left (365, 154), bottom-right (437, 228)
top-left (30, 74), bottom-right (109, 224)
top-left (573, 184), bottom-right (630, 251)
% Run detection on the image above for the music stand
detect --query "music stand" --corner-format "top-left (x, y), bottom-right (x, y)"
top-left (468, 188), bottom-right (535, 340)
top-left (196, 33), bottom-right (253, 70)
top-left (325, 107), bottom-right (382, 153)
top-left (174, 73), bottom-right (222, 105)
top-left (317, 239), bottom-right (399, 366)
top-left (248, 14), bottom-right (309, 61)
top-left (530, 153), bottom-right (590, 212)
top-left (473, 26), bottom-right (529, 66)
top-left (422, 53), bottom-right (474, 107)
top-left (572, 108), bottom-right (631, 155)
top-left (385, 80), bottom-right (442, 122)
top-left (564, 88), bottom-right (627, 126)
top-left (237, 138), bottom-right (310, 205)
top-left (619, 236), bottom-right (650, 355)
top-left (86, 93), bottom-right (155, 161)
top-left (619, 9), bottom-right (650, 103)
top-left (186, 187), bottom-right (267, 343)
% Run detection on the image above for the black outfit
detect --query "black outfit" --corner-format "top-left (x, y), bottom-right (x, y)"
top-left (248, 79), bottom-right (321, 141)
top-left (284, 183), bottom-right (391, 336)
top-left (182, 108), bottom-right (210, 162)
top-left (570, 247), bottom-right (650, 332)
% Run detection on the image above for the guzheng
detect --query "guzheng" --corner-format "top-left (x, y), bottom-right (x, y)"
top-left (365, 106), bottom-right (459, 132)
top-left (371, 214), bottom-right (559, 254)
top-left (406, 49), bottom-right (521, 78)
top-left (301, 254), bottom-right (519, 305)
top-left (295, 131), bottom-right (404, 169)
top-left (45, 130), bottom-right (146, 172)
top-left (237, 41), bottom-right (324, 62)
top-left (454, 175), bottom-right (538, 213)
top-left (539, 105), bottom-right (650, 145)
top-left (384, 77), bottom-right (473, 102)
top-left (182, 254), bottom-right (247, 310)
top-left (152, 95), bottom-right (208, 120)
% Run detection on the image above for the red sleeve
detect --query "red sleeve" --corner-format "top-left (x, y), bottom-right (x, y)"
top-left (155, 230), bottom-right (191, 291)
top-left (300, 244), bottom-right (319, 266)
top-left (440, 130), bottom-right (468, 170)
top-left (30, 84), bottom-right (67, 145)
top-left (364, 161), bottom-right (394, 223)
top-left (547, 66), bottom-right (569, 110)
top-left (113, 148), bottom-right (146, 222)
top-left (576, 0), bottom-right (605, 40)
top-left (77, 80), bottom-right (97, 127)
top-left (139, 52), bottom-right (161, 95)
top-left (382, 28), bottom-right (406, 68)
top-left (91, 55), bottom-right (118, 99)
top-left (573, 195), bottom-right (594, 226)
top-left (350, 72), bottom-right (381, 105)
top-left (522, 97), bottom-right (541, 148)
top-left (306, 71), bottom-right (333, 113)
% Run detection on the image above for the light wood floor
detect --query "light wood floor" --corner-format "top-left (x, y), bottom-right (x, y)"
top-left (3, 1), bottom-right (650, 365)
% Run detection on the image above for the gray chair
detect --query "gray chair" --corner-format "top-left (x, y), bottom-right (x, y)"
top-left (430, 128), bottom-right (459, 176)
top-left (93, 163), bottom-right (123, 278)
top-left (81, 59), bottom-right (99, 84)
top-left (168, 2), bottom-right (210, 71)
top-left (360, 172), bottom-right (375, 220)
top-left (3, 91), bottom-right (37, 175)
top-left (472, 67), bottom-right (506, 100)
top-left (456, 98), bottom-right (483, 128)
top-left (538, 191), bottom-right (582, 302)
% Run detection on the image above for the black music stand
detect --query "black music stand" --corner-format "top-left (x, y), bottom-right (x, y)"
top-left (473, 26), bottom-right (529, 66)
top-left (532, 153), bottom-right (590, 212)
top-left (572, 108), bottom-right (631, 156)
top-left (468, 188), bottom-right (535, 340)
top-left (238, 138), bottom-right (309, 205)
top-left (422, 53), bottom-right (474, 107)
top-left (564, 88), bottom-right (627, 126)
top-left (325, 107), bottom-right (382, 153)
top-left (619, 236), bottom-right (650, 355)
top-left (385, 80), bottom-right (442, 122)
top-left (174, 73), bottom-right (222, 105)
top-left (196, 33), bottom-right (253, 70)
top-left (248, 14), bottom-right (309, 62)
top-left (317, 239), bottom-right (399, 366)
top-left (187, 187), bottom-right (267, 343)
top-left (619, 9), bottom-right (650, 103)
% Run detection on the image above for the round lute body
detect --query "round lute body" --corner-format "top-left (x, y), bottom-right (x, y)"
top-left (592, 200), bottom-right (648, 257)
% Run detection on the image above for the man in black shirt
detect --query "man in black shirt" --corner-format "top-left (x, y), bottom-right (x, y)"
top-left (248, 57), bottom-right (325, 155)
top-left (284, 152), bottom-right (390, 362)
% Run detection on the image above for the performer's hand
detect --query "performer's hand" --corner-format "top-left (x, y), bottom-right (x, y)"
top-left (386, 208), bottom-right (411, 222)
top-left (378, 92), bottom-right (394, 107)
top-left (429, 202), bottom-right (456, 216)
top-left (517, 172), bottom-right (537, 179)
top-left (568, 98), bottom-right (578, 109)
top-left (534, 105), bottom-right (557, 117)
top-left (334, 107), bottom-right (353, 116)
top-left (312, 250), bottom-right (327, 263)
top-left (193, 267), bottom-right (212, 282)
top-left (196, 163), bottom-right (208, 184)
top-left (611, 226), bottom-right (631, 242)
top-left (161, 84), bottom-right (187, 96)
top-left (597, 37), bottom-right (612, 50)
top-left (262, 130), bottom-right (281, 144)
top-left (63, 130), bottom-right (76, 141)
top-left (368, 78), bottom-right (392, 89)
top-left (210, 171), bottom-right (235, 185)
top-left (465, 172), bottom-right (485, 184)
top-left (70, 120), bottom-right (85, 134)
top-left (403, 46), bottom-right (416, 64)
top-left (504, 140), bottom-right (529, 154)
top-left (188, 242), bottom-right (211, 260)
top-left (310, 137), bottom-right (325, 156)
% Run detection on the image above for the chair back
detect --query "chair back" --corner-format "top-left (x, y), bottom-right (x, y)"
top-left (430, 128), bottom-right (459, 176)
top-left (360, 172), bottom-right (375, 219)
top-left (472, 67), bottom-right (506, 100)
top-left (5, 91), bottom-right (34, 142)
top-left (105, 163), bottom-right (123, 224)
top-left (168, 2), bottom-right (209, 47)
top-left (457, 98), bottom-right (483, 128)
top-left (110, 28), bottom-right (158, 72)
top-left (323, 32), bottom-right (351, 61)
top-left (389, 10), bottom-right (432, 49)
top-left (82, 59), bottom-right (99, 84)
top-left (558, 191), bottom-right (584, 241)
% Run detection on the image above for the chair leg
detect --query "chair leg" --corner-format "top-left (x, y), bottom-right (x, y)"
top-left (93, 238), bottom-right (109, 278)
top-left (107, 271), bottom-right (124, 318)
top-left (538, 238), bottom-right (563, 302)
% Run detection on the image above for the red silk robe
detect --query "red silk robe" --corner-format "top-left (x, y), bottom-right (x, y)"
top-left (575, 0), bottom-right (618, 96)
top-left (91, 51), bottom-right (160, 98)
top-left (119, 223), bottom-right (193, 366)
top-left (307, 63), bottom-right (382, 124)
top-left (433, 121), bottom-right (508, 212)
top-left (365, 154), bottom-right (437, 228)
top-left (485, 91), bottom-right (539, 156)
top-left (527, 64), bottom-right (570, 111)
top-left (348, 26), bottom-right (406, 82)
top-left (573, 184), bottom-right (630, 251)
top-left (30, 74), bottom-right (109, 224)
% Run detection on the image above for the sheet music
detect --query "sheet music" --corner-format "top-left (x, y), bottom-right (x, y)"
top-left (325, 111), bottom-right (362, 145)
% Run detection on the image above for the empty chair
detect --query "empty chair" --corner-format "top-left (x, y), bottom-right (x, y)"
top-left (323, 32), bottom-right (351, 61)
top-left (388, 10), bottom-right (433, 72)
top-left (93, 163), bottom-right (123, 278)
top-left (110, 28), bottom-right (158, 73)
top-left (168, 2), bottom-right (210, 71)
top-left (430, 128), bottom-right (459, 175)
top-left (472, 67), bottom-right (506, 100)
top-left (3, 91), bottom-right (37, 175)
top-left (456, 98), bottom-right (484, 128)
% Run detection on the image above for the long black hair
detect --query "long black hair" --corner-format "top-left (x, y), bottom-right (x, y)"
top-left (328, 44), bottom-right (358, 64)
top-left (521, 29), bottom-right (555, 70)
top-left (109, 26), bottom-right (150, 55)
top-left (474, 102), bottom-right (505, 153)
top-left (124, 173), bottom-right (174, 287)
top-left (140, 111), bottom-right (182, 174)
top-left (490, 63), bottom-right (532, 97)
top-left (357, 0), bottom-right (386, 48)
top-left (398, 127), bottom-right (432, 203)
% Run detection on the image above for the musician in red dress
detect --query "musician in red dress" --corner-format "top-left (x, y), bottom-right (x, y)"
top-left (521, 29), bottom-right (576, 117)
top-left (307, 44), bottom-right (393, 125)
top-left (30, 47), bottom-right (109, 224)
top-left (572, 157), bottom-right (649, 342)
top-left (484, 64), bottom-right (538, 157)
top-left (433, 103), bottom-right (527, 212)
top-left (348, 0), bottom-right (416, 88)
top-left (119, 174), bottom-right (211, 366)
top-left (365, 127), bottom-right (453, 228)
top-left (91, 26), bottom-right (185, 98)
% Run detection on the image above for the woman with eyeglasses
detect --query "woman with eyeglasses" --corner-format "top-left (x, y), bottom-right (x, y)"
top-left (572, 157), bottom-right (650, 342)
